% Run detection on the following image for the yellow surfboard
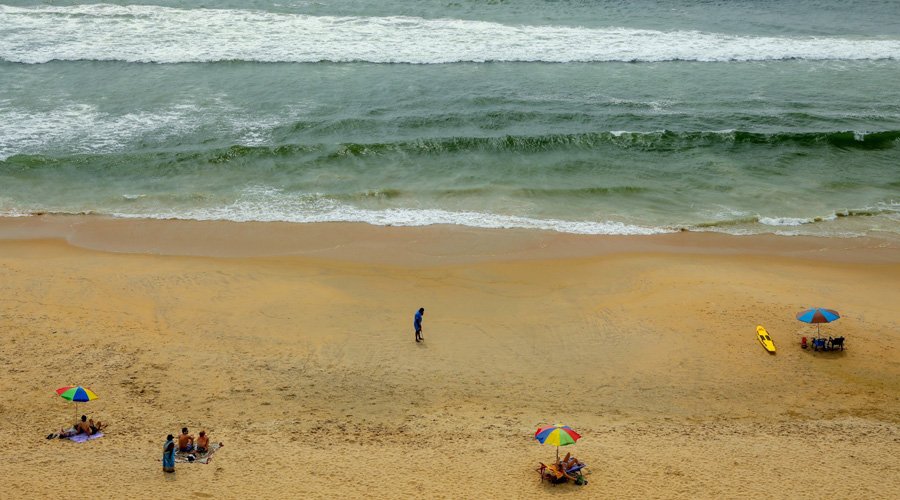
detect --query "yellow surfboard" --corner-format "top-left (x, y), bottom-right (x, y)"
top-left (757, 325), bottom-right (776, 353)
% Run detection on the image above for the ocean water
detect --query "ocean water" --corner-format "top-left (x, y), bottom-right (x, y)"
top-left (1, 1), bottom-right (899, 237)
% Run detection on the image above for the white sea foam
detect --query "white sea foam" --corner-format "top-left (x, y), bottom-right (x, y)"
top-left (758, 214), bottom-right (837, 226)
top-left (0, 102), bottom-right (202, 160)
top-left (105, 187), bottom-right (669, 235)
top-left (2, 5), bottom-right (898, 64)
top-left (0, 93), bottom-right (325, 158)
top-left (4, 192), bottom-right (897, 237)
top-left (0, 197), bottom-right (31, 217)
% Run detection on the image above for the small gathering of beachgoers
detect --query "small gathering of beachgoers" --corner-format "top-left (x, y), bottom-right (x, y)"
top-left (3, 0), bottom-right (900, 497)
top-left (3, 218), bottom-right (897, 498)
top-left (39, 298), bottom-right (852, 488)
top-left (44, 385), bottom-right (225, 472)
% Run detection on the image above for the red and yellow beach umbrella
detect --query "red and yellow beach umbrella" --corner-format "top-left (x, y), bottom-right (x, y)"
top-left (56, 386), bottom-right (98, 419)
top-left (535, 424), bottom-right (581, 459)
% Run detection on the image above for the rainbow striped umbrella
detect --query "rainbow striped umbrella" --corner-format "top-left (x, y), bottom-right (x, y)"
top-left (56, 386), bottom-right (98, 419)
top-left (796, 307), bottom-right (840, 335)
top-left (535, 424), bottom-right (581, 460)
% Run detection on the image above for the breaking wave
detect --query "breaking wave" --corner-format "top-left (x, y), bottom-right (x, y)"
top-left (4, 129), bottom-right (897, 163)
top-left (2, 5), bottom-right (899, 64)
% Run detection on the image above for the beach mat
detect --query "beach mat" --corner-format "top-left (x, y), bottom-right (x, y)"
top-left (174, 443), bottom-right (222, 464)
top-left (69, 432), bottom-right (103, 443)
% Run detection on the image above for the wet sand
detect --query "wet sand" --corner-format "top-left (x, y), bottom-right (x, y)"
top-left (1, 216), bottom-right (898, 499)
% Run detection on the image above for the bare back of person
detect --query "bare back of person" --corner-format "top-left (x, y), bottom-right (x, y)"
top-left (196, 434), bottom-right (209, 452)
top-left (177, 430), bottom-right (194, 451)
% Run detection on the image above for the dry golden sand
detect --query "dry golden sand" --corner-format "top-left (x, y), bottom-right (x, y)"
top-left (1, 216), bottom-right (898, 499)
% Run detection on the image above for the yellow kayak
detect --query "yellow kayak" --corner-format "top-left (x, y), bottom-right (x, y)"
top-left (757, 325), bottom-right (776, 353)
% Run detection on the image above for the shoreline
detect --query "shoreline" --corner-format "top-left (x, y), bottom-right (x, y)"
top-left (1, 214), bottom-right (898, 264)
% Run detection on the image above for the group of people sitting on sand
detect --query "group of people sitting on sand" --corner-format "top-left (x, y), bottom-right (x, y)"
top-left (163, 427), bottom-right (221, 473)
top-left (171, 427), bottom-right (212, 453)
top-left (46, 414), bottom-right (107, 440)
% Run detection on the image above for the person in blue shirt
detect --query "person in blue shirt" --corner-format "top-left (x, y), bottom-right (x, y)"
top-left (162, 434), bottom-right (176, 473)
top-left (414, 307), bottom-right (425, 342)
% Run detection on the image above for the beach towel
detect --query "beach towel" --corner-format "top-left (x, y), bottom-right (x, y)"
top-left (174, 443), bottom-right (222, 464)
top-left (69, 432), bottom-right (103, 443)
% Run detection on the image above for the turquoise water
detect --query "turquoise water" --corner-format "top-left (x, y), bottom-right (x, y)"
top-left (1, 2), bottom-right (899, 236)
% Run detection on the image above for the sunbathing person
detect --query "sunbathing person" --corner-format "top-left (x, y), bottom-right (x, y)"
top-left (558, 452), bottom-right (576, 470)
top-left (562, 454), bottom-right (583, 471)
top-left (47, 416), bottom-right (105, 439)
top-left (75, 415), bottom-right (105, 435)
top-left (196, 431), bottom-right (209, 453)
top-left (75, 415), bottom-right (91, 434)
top-left (48, 427), bottom-right (77, 439)
top-left (90, 418), bottom-right (106, 434)
top-left (177, 427), bottom-right (195, 452)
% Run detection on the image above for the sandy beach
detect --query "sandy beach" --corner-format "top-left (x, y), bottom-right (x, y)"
top-left (1, 215), bottom-right (898, 499)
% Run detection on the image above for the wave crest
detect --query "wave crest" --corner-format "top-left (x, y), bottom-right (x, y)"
top-left (2, 5), bottom-right (899, 64)
top-left (694, 206), bottom-right (900, 230)
top-left (2, 129), bottom-right (897, 165)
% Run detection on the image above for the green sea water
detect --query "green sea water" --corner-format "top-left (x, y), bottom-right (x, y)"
top-left (1, 1), bottom-right (899, 236)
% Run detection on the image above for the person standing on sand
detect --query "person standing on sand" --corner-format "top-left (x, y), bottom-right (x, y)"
top-left (162, 434), bottom-right (176, 473)
top-left (414, 307), bottom-right (424, 342)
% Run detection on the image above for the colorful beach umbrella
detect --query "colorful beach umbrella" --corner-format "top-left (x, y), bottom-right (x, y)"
top-left (56, 386), bottom-right (98, 419)
top-left (796, 307), bottom-right (840, 335)
top-left (535, 424), bottom-right (581, 460)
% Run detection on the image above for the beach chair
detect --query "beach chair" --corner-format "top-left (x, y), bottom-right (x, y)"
top-left (538, 453), bottom-right (588, 484)
top-left (801, 336), bottom-right (808, 349)
top-left (536, 462), bottom-right (549, 482)
top-left (537, 462), bottom-right (562, 483)
top-left (829, 336), bottom-right (845, 351)
top-left (566, 462), bottom-right (587, 475)
top-left (812, 338), bottom-right (827, 351)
